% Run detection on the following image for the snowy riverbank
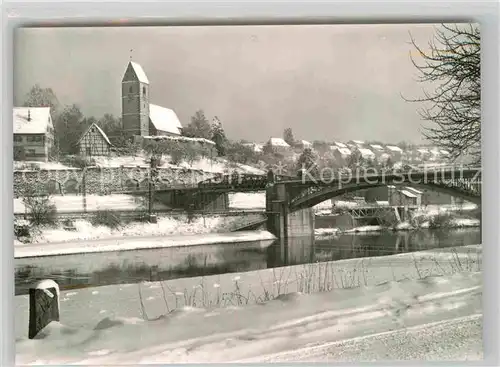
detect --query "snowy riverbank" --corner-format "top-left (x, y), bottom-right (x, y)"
top-left (315, 217), bottom-right (480, 237)
top-left (14, 230), bottom-right (276, 258)
top-left (14, 213), bottom-right (266, 246)
top-left (16, 245), bottom-right (482, 363)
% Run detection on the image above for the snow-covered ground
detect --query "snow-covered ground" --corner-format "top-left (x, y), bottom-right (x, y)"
top-left (315, 217), bottom-right (480, 237)
top-left (16, 249), bottom-right (482, 364)
top-left (92, 154), bottom-right (264, 175)
top-left (15, 230), bottom-right (275, 258)
top-left (14, 161), bottom-right (76, 171)
top-left (13, 194), bottom-right (163, 213)
top-left (14, 214), bottom-right (266, 246)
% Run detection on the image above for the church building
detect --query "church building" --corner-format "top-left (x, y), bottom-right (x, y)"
top-left (121, 61), bottom-right (183, 139)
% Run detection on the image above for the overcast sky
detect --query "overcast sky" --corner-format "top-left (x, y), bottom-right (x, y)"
top-left (14, 24), bottom-right (453, 144)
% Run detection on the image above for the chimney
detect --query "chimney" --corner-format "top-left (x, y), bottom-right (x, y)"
top-left (27, 110), bottom-right (31, 122)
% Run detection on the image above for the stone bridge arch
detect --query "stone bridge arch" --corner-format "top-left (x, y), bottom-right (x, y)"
top-left (63, 179), bottom-right (80, 194)
top-left (46, 179), bottom-right (63, 195)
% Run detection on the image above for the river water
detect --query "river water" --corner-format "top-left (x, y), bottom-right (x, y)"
top-left (14, 227), bottom-right (481, 296)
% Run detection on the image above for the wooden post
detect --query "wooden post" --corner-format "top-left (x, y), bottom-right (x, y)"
top-left (28, 279), bottom-right (60, 339)
top-left (82, 167), bottom-right (87, 213)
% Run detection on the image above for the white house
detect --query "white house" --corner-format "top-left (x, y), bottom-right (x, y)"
top-left (243, 142), bottom-right (264, 153)
top-left (386, 145), bottom-right (404, 161)
top-left (331, 146), bottom-right (352, 166)
top-left (267, 137), bottom-right (291, 154)
top-left (347, 140), bottom-right (365, 148)
top-left (332, 141), bottom-right (348, 149)
top-left (298, 140), bottom-right (313, 149)
top-left (369, 144), bottom-right (386, 160)
top-left (416, 148), bottom-right (431, 161)
top-left (358, 147), bottom-right (376, 161)
top-left (13, 107), bottom-right (55, 162)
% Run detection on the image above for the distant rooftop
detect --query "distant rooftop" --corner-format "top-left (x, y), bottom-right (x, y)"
top-left (268, 137), bottom-right (290, 147)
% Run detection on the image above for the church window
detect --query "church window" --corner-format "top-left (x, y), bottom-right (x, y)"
top-left (143, 86), bottom-right (146, 96)
top-left (129, 86), bottom-right (133, 93)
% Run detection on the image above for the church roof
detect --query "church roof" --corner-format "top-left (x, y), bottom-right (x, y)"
top-left (149, 104), bottom-right (183, 135)
top-left (128, 61), bottom-right (149, 84)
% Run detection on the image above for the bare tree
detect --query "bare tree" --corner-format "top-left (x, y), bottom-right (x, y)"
top-left (403, 24), bottom-right (480, 163)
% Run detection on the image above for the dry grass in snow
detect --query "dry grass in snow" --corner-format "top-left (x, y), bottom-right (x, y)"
top-left (15, 246), bottom-right (482, 364)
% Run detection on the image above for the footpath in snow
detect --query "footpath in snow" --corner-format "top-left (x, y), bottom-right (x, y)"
top-left (16, 270), bottom-right (482, 364)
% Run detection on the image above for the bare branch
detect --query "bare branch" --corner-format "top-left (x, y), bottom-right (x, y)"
top-left (402, 24), bottom-right (480, 163)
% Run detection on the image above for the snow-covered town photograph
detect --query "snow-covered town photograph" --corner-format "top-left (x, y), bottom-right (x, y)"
top-left (13, 23), bottom-right (481, 363)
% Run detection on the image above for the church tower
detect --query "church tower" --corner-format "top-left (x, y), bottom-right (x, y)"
top-left (121, 61), bottom-right (150, 138)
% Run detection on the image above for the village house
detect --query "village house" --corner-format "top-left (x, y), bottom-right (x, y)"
top-left (297, 140), bottom-right (313, 150)
top-left (332, 141), bottom-right (348, 149)
top-left (386, 145), bottom-right (404, 162)
top-left (77, 122), bottom-right (113, 158)
top-left (347, 140), bottom-right (365, 149)
top-left (266, 137), bottom-right (291, 154)
top-left (415, 147), bottom-right (431, 162)
top-left (122, 61), bottom-right (183, 140)
top-left (331, 145), bottom-right (352, 166)
top-left (369, 144), bottom-right (386, 160)
top-left (388, 185), bottom-right (423, 206)
top-left (355, 147), bottom-right (376, 162)
top-left (242, 142), bottom-right (263, 153)
top-left (13, 107), bottom-right (55, 162)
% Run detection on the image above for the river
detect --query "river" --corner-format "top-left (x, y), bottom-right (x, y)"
top-left (14, 227), bottom-right (481, 296)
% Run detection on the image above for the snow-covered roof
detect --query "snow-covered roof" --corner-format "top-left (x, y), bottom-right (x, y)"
top-left (358, 148), bottom-right (375, 158)
top-left (370, 144), bottom-right (384, 151)
top-left (301, 140), bottom-right (312, 146)
top-left (129, 61), bottom-right (149, 84)
top-left (333, 147), bottom-right (352, 157)
top-left (149, 104), bottom-right (183, 135)
top-left (417, 148), bottom-right (430, 154)
top-left (269, 137), bottom-right (290, 147)
top-left (243, 143), bottom-right (263, 152)
top-left (348, 140), bottom-right (365, 146)
top-left (398, 189), bottom-right (418, 198)
top-left (380, 153), bottom-right (391, 161)
top-left (386, 145), bottom-right (403, 153)
top-left (440, 149), bottom-right (450, 155)
top-left (13, 107), bottom-right (52, 134)
top-left (404, 187), bottom-right (423, 195)
top-left (77, 123), bottom-right (112, 145)
top-left (334, 141), bottom-right (347, 148)
top-left (143, 135), bottom-right (215, 145)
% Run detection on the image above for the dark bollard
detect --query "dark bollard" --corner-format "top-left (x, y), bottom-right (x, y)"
top-left (28, 279), bottom-right (60, 339)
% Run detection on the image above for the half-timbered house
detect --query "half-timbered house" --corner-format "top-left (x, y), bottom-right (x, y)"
top-left (77, 123), bottom-right (112, 157)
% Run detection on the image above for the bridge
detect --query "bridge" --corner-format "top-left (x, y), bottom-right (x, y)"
top-left (261, 167), bottom-right (481, 264)
top-left (121, 167), bottom-right (481, 263)
top-left (123, 167), bottom-right (481, 210)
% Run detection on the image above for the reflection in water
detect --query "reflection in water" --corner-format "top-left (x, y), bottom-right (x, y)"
top-left (15, 228), bottom-right (480, 295)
